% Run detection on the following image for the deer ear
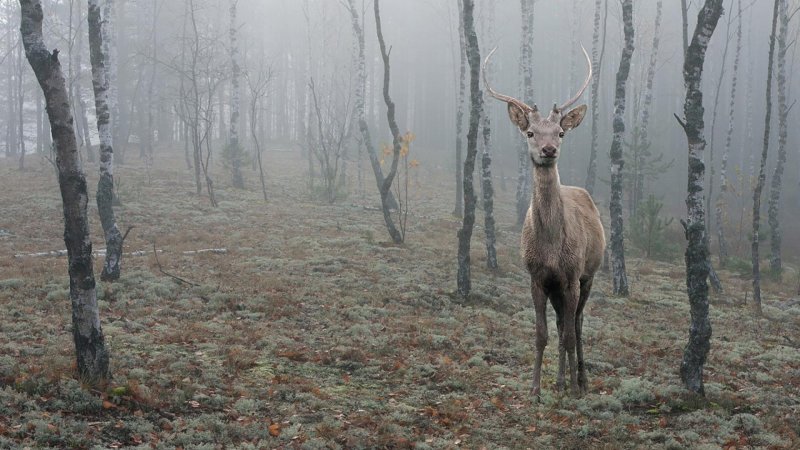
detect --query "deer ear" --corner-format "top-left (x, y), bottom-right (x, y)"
top-left (508, 103), bottom-right (530, 132)
top-left (560, 104), bottom-right (588, 132)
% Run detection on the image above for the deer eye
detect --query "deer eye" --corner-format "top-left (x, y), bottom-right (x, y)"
top-left (526, 131), bottom-right (534, 138)
top-left (559, 131), bottom-right (565, 138)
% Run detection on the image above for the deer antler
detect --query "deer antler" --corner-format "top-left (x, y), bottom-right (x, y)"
top-left (558, 44), bottom-right (592, 112)
top-left (482, 47), bottom-right (537, 114)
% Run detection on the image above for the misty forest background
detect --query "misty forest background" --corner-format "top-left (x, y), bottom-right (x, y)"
top-left (0, 0), bottom-right (799, 448)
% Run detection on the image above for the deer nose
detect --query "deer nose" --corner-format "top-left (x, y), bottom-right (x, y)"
top-left (542, 146), bottom-right (557, 158)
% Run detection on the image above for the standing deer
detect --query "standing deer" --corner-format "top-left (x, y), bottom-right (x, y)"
top-left (483, 46), bottom-right (605, 397)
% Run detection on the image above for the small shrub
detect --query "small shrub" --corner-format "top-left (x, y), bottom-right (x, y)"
top-left (614, 377), bottom-right (656, 407)
top-left (0, 279), bottom-right (23, 289)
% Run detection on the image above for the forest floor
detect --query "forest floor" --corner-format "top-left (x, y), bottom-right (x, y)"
top-left (0, 150), bottom-right (798, 449)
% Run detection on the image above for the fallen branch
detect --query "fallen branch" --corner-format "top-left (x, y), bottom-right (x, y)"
top-left (182, 248), bottom-right (227, 255)
top-left (153, 243), bottom-right (200, 287)
top-left (14, 248), bottom-right (161, 258)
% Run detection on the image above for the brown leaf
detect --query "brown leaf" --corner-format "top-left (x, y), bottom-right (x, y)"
top-left (102, 400), bottom-right (116, 409)
top-left (268, 422), bottom-right (281, 437)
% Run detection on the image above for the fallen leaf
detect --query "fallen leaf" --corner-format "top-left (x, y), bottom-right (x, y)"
top-left (268, 422), bottom-right (281, 437)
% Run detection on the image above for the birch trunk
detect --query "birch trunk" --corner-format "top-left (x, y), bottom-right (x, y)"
top-left (515, 0), bottom-right (533, 223)
top-left (716, 0), bottom-right (742, 264)
top-left (456, 0), bottom-right (483, 296)
top-left (768, 0), bottom-right (788, 273)
top-left (585, 0), bottom-right (607, 196)
top-left (229, 0), bottom-right (244, 189)
top-left (454, 0), bottom-right (466, 218)
top-left (678, 0), bottom-right (724, 395)
top-left (374, 0), bottom-right (403, 244)
top-left (20, 0), bottom-right (110, 382)
top-left (102, 0), bottom-right (119, 164)
top-left (480, 99), bottom-right (497, 269)
top-left (345, 0), bottom-right (398, 210)
top-left (88, 0), bottom-right (123, 281)
top-left (609, 0), bottom-right (633, 297)
top-left (752, 0), bottom-right (779, 316)
top-left (17, 42), bottom-right (26, 170)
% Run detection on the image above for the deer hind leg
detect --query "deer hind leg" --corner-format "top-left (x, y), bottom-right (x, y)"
top-left (550, 294), bottom-right (567, 392)
top-left (531, 283), bottom-right (548, 400)
top-left (563, 282), bottom-right (581, 396)
top-left (576, 277), bottom-right (593, 394)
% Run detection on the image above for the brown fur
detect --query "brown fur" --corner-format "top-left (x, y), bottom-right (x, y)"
top-left (513, 105), bottom-right (606, 397)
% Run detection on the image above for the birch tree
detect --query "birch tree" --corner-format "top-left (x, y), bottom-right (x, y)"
top-left (228, 0), bottom-right (244, 189)
top-left (584, 0), bottom-right (607, 196)
top-left (752, 0), bottom-right (780, 316)
top-left (768, 0), bottom-right (789, 273)
top-left (454, 0), bottom-right (466, 217)
top-left (675, 0), bottom-right (724, 395)
top-left (715, 0), bottom-right (742, 265)
top-left (515, 0), bottom-right (533, 224)
top-left (88, 0), bottom-right (124, 281)
top-left (609, 0), bottom-right (633, 297)
top-left (19, 0), bottom-right (110, 382)
top-left (456, 0), bottom-right (483, 296)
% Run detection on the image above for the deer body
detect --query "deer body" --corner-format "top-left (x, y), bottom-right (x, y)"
top-left (484, 46), bottom-right (605, 396)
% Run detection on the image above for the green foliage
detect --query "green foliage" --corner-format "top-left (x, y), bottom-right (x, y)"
top-left (629, 195), bottom-right (678, 260)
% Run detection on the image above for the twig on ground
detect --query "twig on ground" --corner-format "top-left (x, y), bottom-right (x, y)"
top-left (153, 242), bottom-right (200, 287)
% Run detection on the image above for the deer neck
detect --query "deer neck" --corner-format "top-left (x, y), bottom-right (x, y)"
top-left (531, 164), bottom-right (564, 241)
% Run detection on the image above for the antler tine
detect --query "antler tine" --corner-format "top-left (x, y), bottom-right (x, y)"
top-left (482, 47), bottom-right (534, 113)
top-left (558, 44), bottom-right (593, 112)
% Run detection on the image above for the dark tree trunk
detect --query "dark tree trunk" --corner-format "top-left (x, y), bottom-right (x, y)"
top-left (681, 0), bottom-right (689, 57)
top-left (677, 0), bottom-right (724, 395)
top-left (17, 42), bottom-right (26, 170)
top-left (88, 0), bottom-right (124, 282)
top-left (716, 0), bottom-right (742, 265)
top-left (20, 0), bottom-right (110, 382)
top-left (480, 99), bottom-right (497, 269)
top-left (454, 0), bottom-right (466, 218)
top-left (374, 0), bottom-right (403, 244)
top-left (609, 0), bottom-right (634, 297)
top-left (229, 0), bottom-right (244, 189)
top-left (768, 0), bottom-right (788, 273)
top-left (752, 0), bottom-right (780, 316)
top-left (345, 0), bottom-right (398, 210)
top-left (585, 0), bottom-right (607, 196)
top-left (456, 0), bottom-right (483, 296)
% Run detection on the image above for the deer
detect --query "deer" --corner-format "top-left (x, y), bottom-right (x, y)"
top-left (483, 46), bottom-right (605, 398)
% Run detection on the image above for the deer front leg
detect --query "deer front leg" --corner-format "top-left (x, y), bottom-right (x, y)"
top-left (563, 282), bottom-right (581, 396)
top-left (531, 283), bottom-right (548, 401)
top-left (551, 299), bottom-right (566, 392)
top-left (576, 277), bottom-right (593, 394)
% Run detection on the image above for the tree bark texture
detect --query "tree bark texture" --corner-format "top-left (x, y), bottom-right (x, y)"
top-left (20, 0), bottom-right (110, 382)
top-left (678, 0), bottom-right (724, 395)
top-left (456, 0), bottom-right (482, 296)
top-left (768, 0), bottom-right (788, 273)
top-left (609, 0), bottom-right (633, 297)
top-left (716, 0), bottom-right (742, 265)
top-left (480, 99), bottom-right (497, 269)
top-left (88, 0), bottom-right (124, 282)
top-left (346, 0), bottom-right (398, 210)
top-left (229, 0), bottom-right (244, 189)
top-left (373, 0), bottom-right (403, 244)
top-left (102, 0), bottom-right (119, 164)
top-left (585, 0), bottom-right (607, 196)
top-left (515, 0), bottom-right (534, 224)
top-left (454, 0), bottom-right (466, 218)
top-left (752, 0), bottom-right (779, 315)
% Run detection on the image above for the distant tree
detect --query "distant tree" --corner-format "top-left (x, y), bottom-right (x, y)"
top-left (515, 0), bottom-right (534, 225)
top-left (307, 76), bottom-right (352, 204)
top-left (20, 0), bottom-right (110, 382)
top-left (768, 0), bottom-right (789, 273)
top-left (675, 0), bottom-right (724, 395)
top-left (752, 0), bottom-right (780, 316)
top-left (456, 0), bottom-right (483, 296)
top-left (454, 0), bottom-right (466, 218)
top-left (609, 0), bottom-right (633, 297)
top-left (244, 64), bottom-right (273, 202)
top-left (584, 0), bottom-right (607, 196)
top-left (373, 0), bottom-right (404, 244)
top-left (88, 0), bottom-right (124, 281)
top-left (228, 0), bottom-right (244, 189)
top-left (716, 0), bottom-right (743, 265)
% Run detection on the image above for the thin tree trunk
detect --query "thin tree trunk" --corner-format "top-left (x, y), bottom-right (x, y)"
top-left (768, 0), bottom-right (788, 273)
top-left (677, 0), bottom-right (724, 395)
top-left (345, 0), bottom-right (398, 210)
top-left (36, 88), bottom-right (43, 154)
top-left (457, 0), bottom-right (483, 296)
top-left (103, 0), bottom-right (119, 164)
top-left (17, 41), bottom-right (26, 170)
top-left (515, 0), bottom-right (534, 224)
top-left (681, 0), bottom-right (689, 57)
top-left (609, 0), bottom-right (634, 297)
top-left (88, 0), bottom-right (124, 281)
top-left (454, 0), bottom-right (466, 218)
top-left (716, 0), bottom-right (742, 265)
top-left (480, 99), bottom-right (497, 269)
top-left (20, 0), bottom-right (110, 382)
top-left (585, 0), bottom-right (607, 195)
top-left (229, 0), bottom-right (244, 189)
top-left (752, 0), bottom-right (780, 316)
top-left (374, 0), bottom-right (403, 244)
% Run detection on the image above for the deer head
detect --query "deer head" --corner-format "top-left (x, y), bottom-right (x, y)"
top-left (483, 46), bottom-right (592, 166)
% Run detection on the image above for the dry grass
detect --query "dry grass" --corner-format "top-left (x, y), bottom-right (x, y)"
top-left (0, 150), bottom-right (798, 449)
